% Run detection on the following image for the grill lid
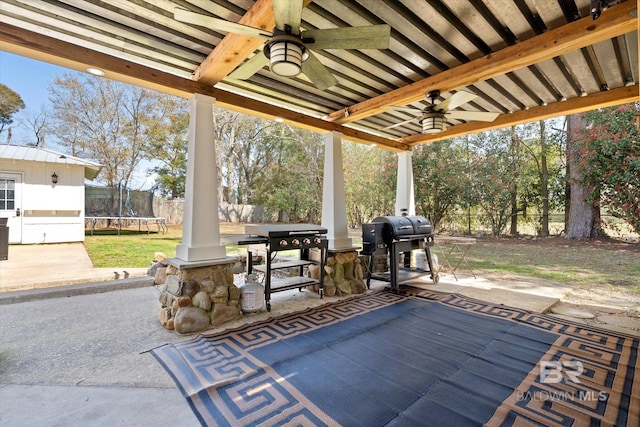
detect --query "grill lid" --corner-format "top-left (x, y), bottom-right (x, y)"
top-left (371, 216), bottom-right (415, 238)
top-left (406, 216), bottom-right (433, 235)
top-left (245, 223), bottom-right (327, 237)
top-left (371, 215), bottom-right (433, 239)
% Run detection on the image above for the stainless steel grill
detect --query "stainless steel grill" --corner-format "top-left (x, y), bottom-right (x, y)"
top-left (245, 224), bottom-right (327, 251)
top-left (361, 215), bottom-right (438, 292)
top-left (233, 224), bottom-right (328, 311)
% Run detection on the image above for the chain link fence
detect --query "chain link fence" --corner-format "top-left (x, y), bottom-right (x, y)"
top-left (435, 211), bottom-right (638, 241)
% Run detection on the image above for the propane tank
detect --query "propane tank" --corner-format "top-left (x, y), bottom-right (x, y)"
top-left (240, 274), bottom-right (264, 314)
top-left (413, 251), bottom-right (426, 270)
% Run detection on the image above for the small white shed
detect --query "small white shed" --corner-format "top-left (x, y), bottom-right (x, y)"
top-left (0, 145), bottom-right (102, 244)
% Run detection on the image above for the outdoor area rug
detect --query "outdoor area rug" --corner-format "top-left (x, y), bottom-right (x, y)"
top-left (150, 287), bottom-right (639, 426)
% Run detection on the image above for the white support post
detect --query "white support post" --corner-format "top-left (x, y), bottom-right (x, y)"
top-left (321, 131), bottom-right (354, 250)
top-left (175, 94), bottom-right (226, 262)
top-left (395, 151), bottom-right (415, 216)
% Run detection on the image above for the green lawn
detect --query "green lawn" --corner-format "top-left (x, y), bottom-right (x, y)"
top-left (83, 225), bottom-right (246, 267)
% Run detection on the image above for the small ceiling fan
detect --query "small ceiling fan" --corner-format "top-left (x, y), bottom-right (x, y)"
top-left (382, 90), bottom-right (500, 133)
top-left (174, 0), bottom-right (391, 90)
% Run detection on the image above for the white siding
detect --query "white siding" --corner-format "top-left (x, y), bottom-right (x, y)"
top-left (0, 158), bottom-right (88, 244)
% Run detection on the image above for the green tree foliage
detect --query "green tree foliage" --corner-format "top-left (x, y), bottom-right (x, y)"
top-left (215, 111), bottom-right (324, 222)
top-left (467, 129), bottom-right (518, 236)
top-left (254, 126), bottom-right (324, 223)
top-left (515, 120), bottom-right (566, 235)
top-left (579, 104), bottom-right (640, 235)
top-left (0, 83), bottom-right (25, 137)
top-left (216, 111), bottom-right (283, 205)
top-left (412, 140), bottom-right (469, 230)
top-left (147, 97), bottom-right (189, 199)
top-left (343, 142), bottom-right (396, 226)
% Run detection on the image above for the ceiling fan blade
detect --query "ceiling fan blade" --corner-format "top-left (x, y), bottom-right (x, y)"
top-left (384, 106), bottom-right (421, 114)
top-left (273, 0), bottom-right (303, 33)
top-left (381, 117), bottom-right (416, 131)
top-left (446, 110), bottom-right (500, 122)
top-left (174, 8), bottom-right (271, 39)
top-left (303, 25), bottom-right (391, 50)
top-left (228, 52), bottom-right (270, 79)
top-left (301, 52), bottom-right (337, 90)
top-left (435, 91), bottom-right (478, 112)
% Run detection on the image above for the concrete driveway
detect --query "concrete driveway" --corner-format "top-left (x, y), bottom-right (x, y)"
top-left (0, 243), bottom-right (149, 292)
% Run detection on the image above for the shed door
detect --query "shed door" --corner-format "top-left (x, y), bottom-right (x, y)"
top-left (0, 173), bottom-right (22, 243)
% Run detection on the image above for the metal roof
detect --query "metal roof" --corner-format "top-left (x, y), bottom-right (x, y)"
top-left (0, 0), bottom-right (638, 152)
top-left (0, 145), bottom-right (102, 180)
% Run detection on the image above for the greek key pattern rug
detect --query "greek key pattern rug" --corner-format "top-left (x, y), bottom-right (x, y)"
top-left (151, 287), bottom-right (639, 426)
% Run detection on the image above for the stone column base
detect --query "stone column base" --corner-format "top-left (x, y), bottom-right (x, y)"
top-left (321, 249), bottom-right (367, 297)
top-left (158, 257), bottom-right (241, 334)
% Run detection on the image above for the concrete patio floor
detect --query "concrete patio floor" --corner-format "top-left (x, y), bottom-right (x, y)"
top-left (0, 242), bottom-right (638, 426)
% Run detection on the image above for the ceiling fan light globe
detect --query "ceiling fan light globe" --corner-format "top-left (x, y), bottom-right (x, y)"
top-left (420, 112), bottom-right (445, 133)
top-left (268, 41), bottom-right (304, 77)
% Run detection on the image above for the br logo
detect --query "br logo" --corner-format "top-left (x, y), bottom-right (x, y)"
top-left (539, 361), bottom-right (584, 384)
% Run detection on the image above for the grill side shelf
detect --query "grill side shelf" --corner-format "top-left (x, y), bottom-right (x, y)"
top-left (264, 276), bottom-right (320, 289)
top-left (238, 234), bottom-right (327, 312)
top-left (252, 259), bottom-right (315, 272)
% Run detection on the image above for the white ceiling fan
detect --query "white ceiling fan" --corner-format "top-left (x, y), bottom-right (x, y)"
top-left (174, 0), bottom-right (391, 90)
top-left (382, 90), bottom-right (500, 133)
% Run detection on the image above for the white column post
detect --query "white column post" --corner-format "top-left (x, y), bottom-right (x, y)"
top-left (175, 93), bottom-right (226, 262)
top-left (321, 131), bottom-right (354, 250)
top-left (395, 151), bottom-right (415, 216)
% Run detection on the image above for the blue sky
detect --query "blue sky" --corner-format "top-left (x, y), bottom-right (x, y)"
top-left (0, 51), bottom-right (79, 145)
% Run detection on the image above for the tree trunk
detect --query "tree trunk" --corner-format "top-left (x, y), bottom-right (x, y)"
top-left (539, 121), bottom-right (549, 237)
top-left (564, 137), bottom-right (571, 232)
top-left (509, 127), bottom-right (519, 235)
top-left (565, 113), bottom-right (603, 239)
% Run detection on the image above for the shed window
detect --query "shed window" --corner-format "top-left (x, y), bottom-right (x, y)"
top-left (0, 179), bottom-right (15, 210)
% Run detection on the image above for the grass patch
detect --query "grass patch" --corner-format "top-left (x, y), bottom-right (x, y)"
top-left (83, 229), bottom-right (180, 267)
top-left (84, 224), bottom-right (639, 295)
top-left (430, 237), bottom-right (640, 292)
top-left (84, 224), bottom-right (254, 267)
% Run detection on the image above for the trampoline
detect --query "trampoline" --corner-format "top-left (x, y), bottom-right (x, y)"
top-left (84, 185), bottom-right (167, 235)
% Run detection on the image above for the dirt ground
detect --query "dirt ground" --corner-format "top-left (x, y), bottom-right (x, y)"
top-left (480, 235), bottom-right (639, 303)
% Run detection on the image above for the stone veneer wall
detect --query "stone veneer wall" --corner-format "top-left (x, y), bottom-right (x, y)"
top-left (157, 262), bottom-right (241, 334)
top-left (310, 250), bottom-right (367, 297)
top-left (153, 250), bottom-right (369, 334)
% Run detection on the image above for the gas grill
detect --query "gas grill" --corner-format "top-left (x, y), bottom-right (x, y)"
top-left (228, 224), bottom-right (328, 311)
top-left (361, 215), bottom-right (438, 292)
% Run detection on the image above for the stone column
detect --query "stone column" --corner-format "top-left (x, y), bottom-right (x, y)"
top-left (395, 150), bottom-right (415, 216)
top-left (321, 131), bottom-right (354, 250)
top-left (175, 93), bottom-right (226, 262)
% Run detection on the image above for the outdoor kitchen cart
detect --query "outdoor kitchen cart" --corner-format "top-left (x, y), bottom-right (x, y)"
top-left (361, 215), bottom-right (439, 292)
top-left (226, 224), bottom-right (328, 312)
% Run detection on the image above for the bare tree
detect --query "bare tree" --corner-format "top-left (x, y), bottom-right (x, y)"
top-left (49, 73), bottom-right (171, 189)
top-left (20, 107), bottom-right (49, 147)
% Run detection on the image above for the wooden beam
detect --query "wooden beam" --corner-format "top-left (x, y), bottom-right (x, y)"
top-left (192, 0), bottom-right (315, 85)
top-left (326, 0), bottom-right (638, 124)
top-left (0, 23), bottom-right (406, 151)
top-left (403, 84), bottom-right (640, 146)
top-left (192, 0), bottom-right (274, 85)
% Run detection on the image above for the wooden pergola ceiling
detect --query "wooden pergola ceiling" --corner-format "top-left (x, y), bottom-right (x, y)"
top-left (0, 0), bottom-right (638, 152)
